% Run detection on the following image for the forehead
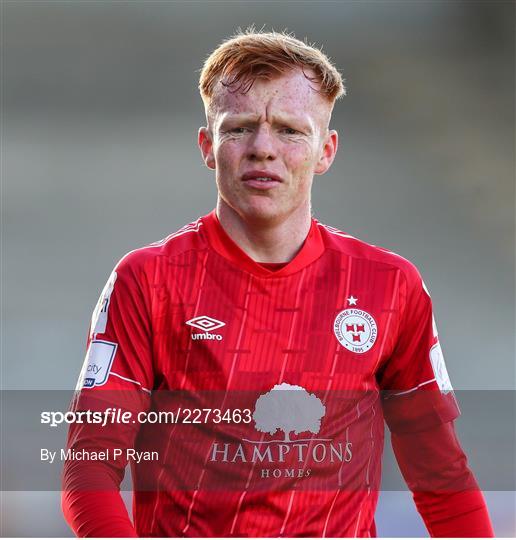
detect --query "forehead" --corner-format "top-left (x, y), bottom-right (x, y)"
top-left (210, 68), bottom-right (330, 123)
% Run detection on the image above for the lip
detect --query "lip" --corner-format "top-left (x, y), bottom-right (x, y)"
top-left (242, 170), bottom-right (283, 190)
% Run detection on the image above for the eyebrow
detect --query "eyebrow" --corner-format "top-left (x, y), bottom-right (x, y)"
top-left (220, 113), bottom-right (314, 133)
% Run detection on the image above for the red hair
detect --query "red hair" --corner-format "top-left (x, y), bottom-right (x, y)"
top-left (199, 28), bottom-right (345, 111)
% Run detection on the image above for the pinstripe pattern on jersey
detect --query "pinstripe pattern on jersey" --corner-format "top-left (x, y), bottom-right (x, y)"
top-left (127, 213), bottom-right (430, 537)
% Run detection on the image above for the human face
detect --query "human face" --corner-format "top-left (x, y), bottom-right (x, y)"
top-left (198, 69), bottom-right (338, 225)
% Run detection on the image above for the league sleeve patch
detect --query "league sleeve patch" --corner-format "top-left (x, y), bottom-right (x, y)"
top-left (431, 314), bottom-right (438, 339)
top-left (429, 342), bottom-right (453, 395)
top-left (76, 340), bottom-right (118, 390)
top-left (90, 271), bottom-right (117, 337)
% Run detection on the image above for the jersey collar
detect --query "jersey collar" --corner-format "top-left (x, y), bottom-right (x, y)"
top-left (202, 210), bottom-right (325, 278)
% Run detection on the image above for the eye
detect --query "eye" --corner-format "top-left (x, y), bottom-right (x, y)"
top-left (229, 127), bottom-right (248, 134)
top-left (282, 127), bottom-right (299, 135)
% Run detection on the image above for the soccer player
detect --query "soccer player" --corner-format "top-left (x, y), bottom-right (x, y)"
top-left (62, 30), bottom-right (494, 537)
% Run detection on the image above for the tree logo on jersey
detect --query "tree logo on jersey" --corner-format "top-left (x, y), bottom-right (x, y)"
top-left (186, 315), bottom-right (226, 341)
top-left (333, 308), bottom-right (377, 354)
top-left (209, 383), bottom-right (353, 480)
top-left (251, 383), bottom-right (326, 442)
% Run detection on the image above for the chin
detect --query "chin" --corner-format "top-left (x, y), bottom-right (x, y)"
top-left (235, 201), bottom-right (286, 225)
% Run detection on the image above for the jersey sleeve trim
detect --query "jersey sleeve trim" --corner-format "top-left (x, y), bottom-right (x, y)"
top-left (384, 378), bottom-right (437, 398)
top-left (110, 371), bottom-right (152, 394)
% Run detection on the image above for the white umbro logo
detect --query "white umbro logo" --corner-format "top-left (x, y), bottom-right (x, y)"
top-left (186, 316), bottom-right (226, 332)
top-left (185, 315), bottom-right (225, 341)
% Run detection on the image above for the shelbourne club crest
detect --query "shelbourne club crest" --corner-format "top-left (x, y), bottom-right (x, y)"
top-left (333, 308), bottom-right (378, 354)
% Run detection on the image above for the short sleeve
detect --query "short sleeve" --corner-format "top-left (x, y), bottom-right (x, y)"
top-left (73, 251), bottom-right (154, 413)
top-left (377, 264), bottom-right (460, 433)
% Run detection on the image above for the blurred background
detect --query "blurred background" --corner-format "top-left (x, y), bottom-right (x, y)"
top-left (1, 0), bottom-right (514, 536)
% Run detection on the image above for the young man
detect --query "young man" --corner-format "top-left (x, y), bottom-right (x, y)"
top-left (62, 30), bottom-right (494, 537)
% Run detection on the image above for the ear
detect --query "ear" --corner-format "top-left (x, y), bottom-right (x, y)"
top-left (314, 129), bottom-right (338, 175)
top-left (198, 127), bottom-right (216, 170)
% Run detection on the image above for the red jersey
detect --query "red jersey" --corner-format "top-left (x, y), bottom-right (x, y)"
top-left (68, 210), bottom-right (460, 537)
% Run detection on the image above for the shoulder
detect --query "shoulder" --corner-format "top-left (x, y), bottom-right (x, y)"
top-left (113, 216), bottom-right (207, 278)
top-left (316, 220), bottom-right (424, 289)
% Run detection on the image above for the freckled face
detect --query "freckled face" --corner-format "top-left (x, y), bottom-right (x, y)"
top-left (199, 69), bottom-right (337, 224)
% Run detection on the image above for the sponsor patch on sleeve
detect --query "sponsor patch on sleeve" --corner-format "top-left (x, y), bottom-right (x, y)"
top-left (76, 340), bottom-right (118, 390)
top-left (429, 342), bottom-right (453, 394)
top-left (90, 271), bottom-right (117, 337)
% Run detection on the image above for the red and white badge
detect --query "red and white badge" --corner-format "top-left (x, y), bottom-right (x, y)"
top-left (333, 309), bottom-right (378, 354)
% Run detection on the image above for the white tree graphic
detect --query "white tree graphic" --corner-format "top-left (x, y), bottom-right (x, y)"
top-left (253, 383), bottom-right (326, 442)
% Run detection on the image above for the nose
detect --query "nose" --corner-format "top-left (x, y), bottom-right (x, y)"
top-left (247, 125), bottom-right (277, 161)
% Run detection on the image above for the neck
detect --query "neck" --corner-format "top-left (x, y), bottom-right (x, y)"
top-left (216, 199), bottom-right (312, 263)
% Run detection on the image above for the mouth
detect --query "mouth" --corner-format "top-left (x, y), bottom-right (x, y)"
top-left (242, 171), bottom-right (283, 190)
